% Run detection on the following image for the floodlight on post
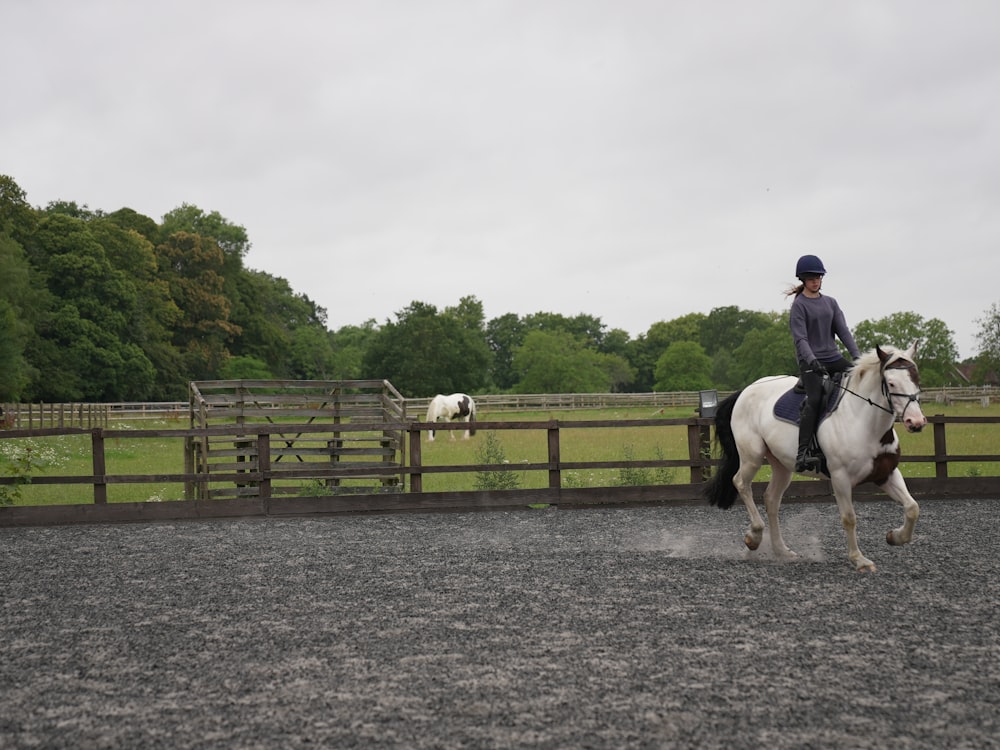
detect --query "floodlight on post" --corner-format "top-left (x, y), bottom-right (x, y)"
top-left (698, 390), bottom-right (718, 419)
top-left (696, 389), bottom-right (718, 482)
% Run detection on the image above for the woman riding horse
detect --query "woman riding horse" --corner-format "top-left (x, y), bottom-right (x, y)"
top-left (787, 255), bottom-right (861, 472)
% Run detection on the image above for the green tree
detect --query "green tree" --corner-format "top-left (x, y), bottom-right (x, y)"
top-left (23, 213), bottom-right (158, 400)
top-left (155, 231), bottom-right (240, 381)
top-left (0, 300), bottom-right (29, 400)
top-left (226, 269), bottom-right (330, 379)
top-left (42, 200), bottom-right (98, 220)
top-left (700, 306), bottom-right (772, 356)
top-left (362, 301), bottom-right (490, 396)
top-left (32, 304), bottom-right (156, 401)
top-left (159, 204), bottom-right (250, 260)
top-left (522, 311), bottom-right (609, 349)
top-left (512, 330), bottom-right (631, 393)
top-left (853, 312), bottom-right (959, 386)
top-left (159, 204), bottom-right (249, 344)
top-left (288, 325), bottom-right (336, 380)
top-left (445, 295), bottom-right (486, 332)
top-left (105, 207), bottom-right (159, 244)
top-left (89, 217), bottom-right (181, 398)
top-left (653, 341), bottom-right (713, 391)
top-left (486, 312), bottom-right (525, 391)
top-left (0, 234), bottom-right (35, 399)
top-left (599, 327), bottom-right (632, 359)
top-left (0, 175), bottom-right (37, 242)
top-left (486, 310), bottom-right (627, 391)
top-left (973, 302), bottom-right (1000, 382)
top-left (330, 320), bottom-right (378, 380)
top-left (626, 313), bottom-right (706, 392)
top-left (728, 315), bottom-right (798, 387)
top-left (219, 355), bottom-right (272, 380)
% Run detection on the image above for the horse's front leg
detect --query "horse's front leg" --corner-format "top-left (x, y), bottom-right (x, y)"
top-left (878, 469), bottom-right (920, 546)
top-left (831, 474), bottom-right (876, 572)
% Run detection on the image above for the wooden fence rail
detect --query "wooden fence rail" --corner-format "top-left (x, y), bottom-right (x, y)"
top-left (2, 415), bottom-right (999, 527)
top-left (3, 385), bottom-right (998, 429)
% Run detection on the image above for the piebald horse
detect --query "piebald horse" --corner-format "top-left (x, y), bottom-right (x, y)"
top-left (425, 393), bottom-right (477, 442)
top-left (704, 343), bottom-right (926, 572)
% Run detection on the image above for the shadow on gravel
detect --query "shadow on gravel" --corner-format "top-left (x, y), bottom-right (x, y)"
top-left (2, 499), bottom-right (998, 748)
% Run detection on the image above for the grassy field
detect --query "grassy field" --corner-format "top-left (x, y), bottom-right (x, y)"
top-left (2, 401), bottom-right (998, 506)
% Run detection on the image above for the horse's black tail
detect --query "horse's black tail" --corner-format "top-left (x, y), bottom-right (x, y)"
top-left (703, 390), bottom-right (743, 510)
top-left (469, 408), bottom-right (476, 437)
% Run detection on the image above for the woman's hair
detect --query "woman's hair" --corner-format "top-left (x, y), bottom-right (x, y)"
top-left (785, 282), bottom-right (806, 298)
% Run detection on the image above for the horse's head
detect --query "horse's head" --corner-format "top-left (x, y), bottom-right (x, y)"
top-left (876, 342), bottom-right (927, 432)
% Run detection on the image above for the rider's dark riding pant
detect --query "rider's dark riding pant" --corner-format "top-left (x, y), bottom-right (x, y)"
top-left (798, 356), bottom-right (854, 457)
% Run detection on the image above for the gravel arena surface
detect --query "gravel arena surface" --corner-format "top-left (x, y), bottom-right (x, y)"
top-left (2, 499), bottom-right (999, 749)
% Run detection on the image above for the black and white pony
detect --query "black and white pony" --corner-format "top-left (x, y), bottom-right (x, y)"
top-left (425, 393), bottom-right (477, 442)
top-left (704, 344), bottom-right (926, 572)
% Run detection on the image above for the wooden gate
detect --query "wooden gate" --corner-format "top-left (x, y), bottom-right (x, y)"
top-left (188, 379), bottom-right (408, 500)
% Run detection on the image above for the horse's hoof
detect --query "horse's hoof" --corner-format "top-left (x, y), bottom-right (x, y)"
top-left (744, 534), bottom-right (760, 551)
top-left (886, 530), bottom-right (895, 545)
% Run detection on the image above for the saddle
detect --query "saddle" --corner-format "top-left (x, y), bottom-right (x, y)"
top-left (773, 371), bottom-right (846, 426)
top-left (774, 372), bottom-right (847, 476)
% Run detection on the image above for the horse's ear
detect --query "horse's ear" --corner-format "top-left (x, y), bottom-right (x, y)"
top-left (906, 340), bottom-right (920, 359)
top-left (876, 345), bottom-right (890, 364)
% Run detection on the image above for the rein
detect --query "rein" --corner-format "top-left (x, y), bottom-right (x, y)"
top-left (832, 359), bottom-right (921, 421)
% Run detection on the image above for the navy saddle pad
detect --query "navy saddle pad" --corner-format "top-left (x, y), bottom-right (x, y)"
top-left (773, 373), bottom-right (846, 425)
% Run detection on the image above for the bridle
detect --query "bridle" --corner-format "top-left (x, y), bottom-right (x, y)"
top-left (834, 358), bottom-right (921, 422)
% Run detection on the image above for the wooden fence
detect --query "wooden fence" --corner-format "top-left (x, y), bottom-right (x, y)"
top-left (3, 384), bottom-right (997, 429)
top-left (1, 414), bottom-right (998, 527)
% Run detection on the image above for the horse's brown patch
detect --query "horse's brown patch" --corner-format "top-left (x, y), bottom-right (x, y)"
top-left (880, 429), bottom-right (895, 445)
top-left (866, 449), bottom-right (900, 485)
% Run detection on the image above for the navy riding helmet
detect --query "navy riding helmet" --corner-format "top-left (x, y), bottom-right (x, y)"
top-left (795, 254), bottom-right (827, 279)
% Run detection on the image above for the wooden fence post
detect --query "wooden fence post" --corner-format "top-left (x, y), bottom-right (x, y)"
top-left (547, 422), bottom-right (561, 490)
top-left (687, 423), bottom-right (703, 484)
top-left (699, 422), bottom-right (712, 482)
top-left (183, 436), bottom-right (194, 500)
top-left (91, 428), bottom-right (107, 504)
top-left (257, 431), bottom-right (271, 502)
top-left (409, 428), bottom-right (423, 493)
top-left (933, 419), bottom-right (948, 479)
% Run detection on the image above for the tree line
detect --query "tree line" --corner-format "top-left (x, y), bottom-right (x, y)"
top-left (1, 175), bottom-right (996, 402)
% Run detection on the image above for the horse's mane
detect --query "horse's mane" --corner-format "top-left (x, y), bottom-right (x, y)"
top-left (854, 348), bottom-right (886, 373)
top-left (849, 345), bottom-right (912, 390)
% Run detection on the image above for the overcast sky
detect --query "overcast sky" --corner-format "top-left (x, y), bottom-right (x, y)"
top-left (4, 1), bottom-right (998, 359)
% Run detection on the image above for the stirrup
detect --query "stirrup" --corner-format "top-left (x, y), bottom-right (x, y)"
top-left (795, 453), bottom-right (820, 473)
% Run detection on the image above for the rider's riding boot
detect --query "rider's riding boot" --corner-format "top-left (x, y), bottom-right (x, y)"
top-left (795, 403), bottom-right (820, 473)
top-left (795, 444), bottom-right (819, 474)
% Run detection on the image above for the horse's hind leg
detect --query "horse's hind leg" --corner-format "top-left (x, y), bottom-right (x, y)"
top-left (763, 462), bottom-right (796, 558)
top-left (733, 460), bottom-right (766, 551)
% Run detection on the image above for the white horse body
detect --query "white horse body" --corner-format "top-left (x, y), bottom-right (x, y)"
top-left (706, 344), bottom-right (927, 571)
top-left (425, 393), bottom-right (477, 441)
